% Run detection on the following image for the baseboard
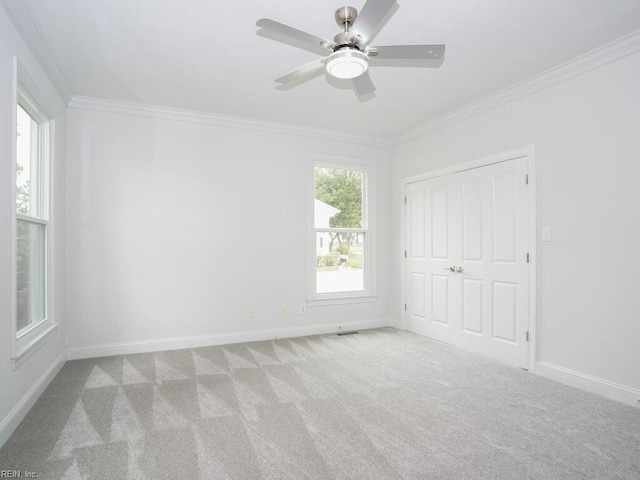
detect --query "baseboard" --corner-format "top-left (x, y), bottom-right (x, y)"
top-left (66, 319), bottom-right (393, 360)
top-left (388, 316), bottom-right (402, 329)
top-left (536, 361), bottom-right (640, 408)
top-left (0, 349), bottom-right (67, 448)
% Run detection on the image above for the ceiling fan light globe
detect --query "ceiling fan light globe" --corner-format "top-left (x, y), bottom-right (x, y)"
top-left (326, 49), bottom-right (369, 79)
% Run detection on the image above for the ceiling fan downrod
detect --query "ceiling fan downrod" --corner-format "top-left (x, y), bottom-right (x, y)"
top-left (334, 7), bottom-right (360, 49)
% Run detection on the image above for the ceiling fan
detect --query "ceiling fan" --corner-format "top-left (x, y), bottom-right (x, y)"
top-left (256, 0), bottom-right (445, 97)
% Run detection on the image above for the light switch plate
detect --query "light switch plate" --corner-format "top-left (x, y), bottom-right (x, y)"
top-left (542, 226), bottom-right (552, 242)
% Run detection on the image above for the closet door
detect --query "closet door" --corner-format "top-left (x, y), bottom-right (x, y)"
top-left (405, 157), bottom-right (530, 368)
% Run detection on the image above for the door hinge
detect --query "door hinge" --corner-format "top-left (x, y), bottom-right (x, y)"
top-left (526, 252), bottom-right (530, 263)
top-left (404, 303), bottom-right (407, 311)
top-left (526, 331), bottom-right (530, 342)
top-left (404, 250), bottom-right (407, 258)
top-left (525, 174), bottom-right (529, 185)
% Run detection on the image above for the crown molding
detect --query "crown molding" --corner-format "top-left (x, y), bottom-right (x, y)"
top-left (68, 96), bottom-right (392, 148)
top-left (392, 29), bottom-right (640, 147)
top-left (0, 0), bottom-right (74, 104)
top-left (4, 0), bottom-right (639, 150)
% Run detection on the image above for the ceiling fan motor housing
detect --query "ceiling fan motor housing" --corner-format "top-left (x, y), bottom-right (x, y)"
top-left (335, 7), bottom-right (358, 28)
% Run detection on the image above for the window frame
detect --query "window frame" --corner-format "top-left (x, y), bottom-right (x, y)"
top-left (307, 154), bottom-right (377, 305)
top-left (10, 58), bottom-right (58, 368)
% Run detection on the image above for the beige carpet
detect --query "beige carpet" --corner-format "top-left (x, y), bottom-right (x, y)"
top-left (1, 328), bottom-right (639, 479)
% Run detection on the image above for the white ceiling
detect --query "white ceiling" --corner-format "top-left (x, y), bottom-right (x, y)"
top-left (10, 0), bottom-right (640, 138)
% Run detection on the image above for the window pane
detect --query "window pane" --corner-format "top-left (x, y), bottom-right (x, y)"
top-left (316, 232), bottom-right (364, 293)
top-left (17, 219), bottom-right (46, 332)
top-left (314, 167), bottom-right (363, 228)
top-left (16, 104), bottom-right (42, 217)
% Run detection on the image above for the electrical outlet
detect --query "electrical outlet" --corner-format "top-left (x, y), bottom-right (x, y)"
top-left (280, 306), bottom-right (287, 315)
top-left (300, 304), bottom-right (306, 314)
top-left (249, 309), bottom-right (255, 319)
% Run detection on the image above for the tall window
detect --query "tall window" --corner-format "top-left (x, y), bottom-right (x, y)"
top-left (15, 96), bottom-right (49, 336)
top-left (311, 159), bottom-right (373, 299)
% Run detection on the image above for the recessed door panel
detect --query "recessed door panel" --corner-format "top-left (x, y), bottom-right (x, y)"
top-left (492, 281), bottom-right (517, 343)
top-left (492, 171), bottom-right (518, 263)
top-left (431, 186), bottom-right (449, 260)
top-left (462, 178), bottom-right (483, 262)
top-left (410, 190), bottom-right (425, 259)
top-left (462, 279), bottom-right (483, 334)
top-left (432, 275), bottom-right (448, 325)
top-left (411, 273), bottom-right (426, 319)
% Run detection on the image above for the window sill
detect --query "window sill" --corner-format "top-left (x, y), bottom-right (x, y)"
top-left (306, 294), bottom-right (378, 307)
top-left (12, 322), bottom-right (59, 370)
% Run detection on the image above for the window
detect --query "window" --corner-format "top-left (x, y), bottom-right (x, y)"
top-left (16, 102), bottom-right (48, 334)
top-left (310, 157), bottom-right (375, 302)
top-left (11, 68), bottom-right (56, 365)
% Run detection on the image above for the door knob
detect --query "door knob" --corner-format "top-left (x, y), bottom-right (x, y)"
top-left (455, 266), bottom-right (463, 273)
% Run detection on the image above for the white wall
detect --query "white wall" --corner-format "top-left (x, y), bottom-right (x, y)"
top-left (0, 6), bottom-right (67, 445)
top-left (392, 50), bottom-right (640, 399)
top-left (64, 105), bottom-right (393, 356)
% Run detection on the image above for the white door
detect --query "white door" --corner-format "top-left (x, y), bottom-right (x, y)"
top-left (405, 157), bottom-right (530, 368)
top-left (405, 176), bottom-right (458, 345)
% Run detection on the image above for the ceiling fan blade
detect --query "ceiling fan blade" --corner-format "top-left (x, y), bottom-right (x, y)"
top-left (350, 0), bottom-right (397, 46)
top-left (257, 18), bottom-right (335, 56)
top-left (275, 59), bottom-right (326, 89)
top-left (352, 72), bottom-right (376, 96)
top-left (369, 44), bottom-right (445, 60)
